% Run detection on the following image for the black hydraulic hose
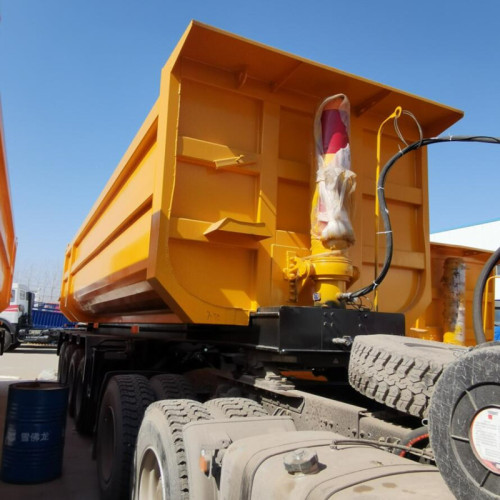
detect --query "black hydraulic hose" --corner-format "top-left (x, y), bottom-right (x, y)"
top-left (340, 135), bottom-right (500, 303)
top-left (472, 245), bottom-right (500, 344)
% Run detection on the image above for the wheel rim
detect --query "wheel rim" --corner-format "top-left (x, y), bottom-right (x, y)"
top-left (138, 448), bottom-right (164, 500)
top-left (99, 405), bottom-right (115, 482)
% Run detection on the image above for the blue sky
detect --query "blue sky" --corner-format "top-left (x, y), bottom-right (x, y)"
top-left (1, 0), bottom-right (500, 289)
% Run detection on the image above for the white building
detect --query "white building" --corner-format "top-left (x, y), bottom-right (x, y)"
top-left (431, 219), bottom-right (500, 252)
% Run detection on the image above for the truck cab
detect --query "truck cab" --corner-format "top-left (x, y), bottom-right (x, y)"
top-left (0, 283), bottom-right (30, 350)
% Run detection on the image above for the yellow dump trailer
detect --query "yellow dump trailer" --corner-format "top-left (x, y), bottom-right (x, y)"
top-left (57, 24), bottom-right (500, 500)
top-left (60, 21), bottom-right (462, 327)
top-left (411, 242), bottom-right (495, 345)
top-left (0, 104), bottom-right (16, 313)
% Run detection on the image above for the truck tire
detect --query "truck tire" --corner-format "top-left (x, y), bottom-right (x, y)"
top-left (150, 374), bottom-right (197, 400)
top-left (132, 399), bottom-right (212, 500)
top-left (429, 342), bottom-right (500, 500)
top-left (348, 334), bottom-right (467, 418)
top-left (96, 374), bottom-right (155, 500)
top-left (3, 329), bottom-right (13, 352)
top-left (74, 356), bottom-right (92, 435)
top-left (59, 342), bottom-right (77, 385)
top-left (67, 348), bottom-right (84, 417)
top-left (1, 320), bottom-right (15, 351)
top-left (57, 341), bottom-right (68, 381)
top-left (205, 397), bottom-right (268, 419)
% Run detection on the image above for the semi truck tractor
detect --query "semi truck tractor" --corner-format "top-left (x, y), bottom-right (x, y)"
top-left (0, 283), bottom-right (30, 350)
top-left (55, 22), bottom-right (499, 500)
top-left (0, 283), bottom-right (74, 350)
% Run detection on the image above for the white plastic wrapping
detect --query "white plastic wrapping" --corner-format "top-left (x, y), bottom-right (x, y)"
top-left (312, 94), bottom-right (356, 250)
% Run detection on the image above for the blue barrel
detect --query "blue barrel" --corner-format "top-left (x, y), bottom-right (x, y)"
top-left (1, 381), bottom-right (69, 483)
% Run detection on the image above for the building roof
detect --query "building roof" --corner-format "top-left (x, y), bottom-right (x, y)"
top-left (431, 220), bottom-right (500, 252)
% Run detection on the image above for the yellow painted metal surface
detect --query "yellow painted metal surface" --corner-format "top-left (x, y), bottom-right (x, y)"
top-left (410, 243), bottom-right (494, 346)
top-left (0, 104), bottom-right (16, 312)
top-left (60, 21), bottom-right (463, 326)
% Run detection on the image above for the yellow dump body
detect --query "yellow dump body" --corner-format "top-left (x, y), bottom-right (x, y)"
top-left (60, 21), bottom-right (463, 326)
top-left (411, 242), bottom-right (494, 345)
top-left (0, 105), bottom-right (16, 312)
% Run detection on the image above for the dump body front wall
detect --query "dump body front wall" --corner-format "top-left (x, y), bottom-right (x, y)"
top-left (60, 22), bottom-right (463, 328)
top-left (0, 105), bottom-right (16, 313)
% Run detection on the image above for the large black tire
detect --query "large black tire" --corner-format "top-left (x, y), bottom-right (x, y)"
top-left (348, 334), bottom-right (468, 418)
top-left (204, 397), bottom-right (268, 419)
top-left (3, 328), bottom-right (13, 352)
top-left (1, 320), bottom-right (16, 351)
top-left (150, 374), bottom-right (197, 400)
top-left (96, 374), bottom-right (155, 500)
top-left (429, 342), bottom-right (500, 500)
top-left (132, 399), bottom-right (212, 500)
top-left (74, 356), bottom-right (92, 435)
top-left (58, 342), bottom-right (77, 385)
top-left (57, 341), bottom-right (68, 382)
top-left (67, 348), bottom-right (84, 417)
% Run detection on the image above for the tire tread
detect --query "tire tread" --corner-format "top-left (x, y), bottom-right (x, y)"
top-left (150, 374), bottom-right (197, 401)
top-left (348, 335), bottom-right (467, 417)
top-left (153, 399), bottom-right (211, 497)
top-left (97, 374), bottom-right (155, 500)
top-left (205, 397), bottom-right (268, 419)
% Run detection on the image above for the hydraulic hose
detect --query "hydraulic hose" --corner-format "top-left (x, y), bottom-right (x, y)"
top-left (339, 135), bottom-right (500, 303)
top-left (472, 245), bottom-right (500, 344)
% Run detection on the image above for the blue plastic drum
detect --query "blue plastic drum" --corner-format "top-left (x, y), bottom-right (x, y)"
top-left (1, 381), bottom-right (69, 483)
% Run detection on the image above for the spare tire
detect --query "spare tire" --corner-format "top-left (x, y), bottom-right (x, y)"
top-left (429, 342), bottom-right (500, 500)
top-left (348, 334), bottom-right (467, 418)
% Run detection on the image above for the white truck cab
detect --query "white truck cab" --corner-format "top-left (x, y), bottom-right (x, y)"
top-left (0, 283), bottom-right (30, 350)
